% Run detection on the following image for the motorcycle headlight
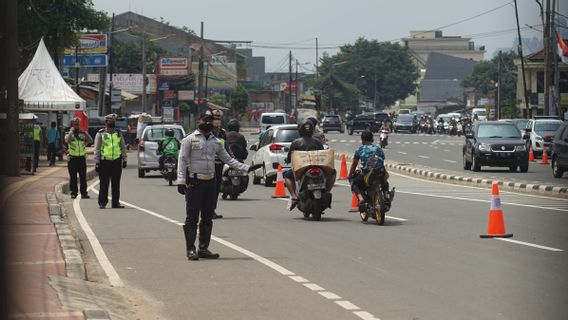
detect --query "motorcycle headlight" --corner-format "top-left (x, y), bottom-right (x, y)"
top-left (478, 143), bottom-right (492, 152)
top-left (515, 145), bottom-right (526, 152)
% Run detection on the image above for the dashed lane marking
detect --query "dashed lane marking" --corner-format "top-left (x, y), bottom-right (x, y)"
top-left (319, 291), bottom-right (342, 300)
top-left (336, 300), bottom-right (361, 311)
top-left (418, 155), bottom-right (430, 159)
top-left (398, 151), bottom-right (408, 155)
top-left (443, 159), bottom-right (457, 163)
top-left (304, 283), bottom-right (325, 291)
top-left (495, 238), bottom-right (563, 252)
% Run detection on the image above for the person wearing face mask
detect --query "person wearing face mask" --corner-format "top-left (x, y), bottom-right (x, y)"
top-left (177, 110), bottom-right (261, 261)
top-left (65, 117), bottom-right (93, 199)
top-left (94, 114), bottom-right (128, 209)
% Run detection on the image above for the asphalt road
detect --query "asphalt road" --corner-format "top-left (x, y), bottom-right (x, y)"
top-left (74, 156), bottom-right (568, 320)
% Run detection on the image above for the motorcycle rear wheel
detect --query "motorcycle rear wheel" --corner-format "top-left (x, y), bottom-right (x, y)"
top-left (374, 193), bottom-right (386, 225)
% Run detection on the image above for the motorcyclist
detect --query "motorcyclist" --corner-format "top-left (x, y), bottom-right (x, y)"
top-left (284, 120), bottom-right (324, 210)
top-left (307, 116), bottom-right (327, 145)
top-left (226, 119), bottom-right (248, 161)
top-left (380, 121), bottom-right (390, 133)
top-left (348, 130), bottom-right (391, 210)
top-left (158, 128), bottom-right (180, 170)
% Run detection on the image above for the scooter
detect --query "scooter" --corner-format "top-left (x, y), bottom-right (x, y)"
top-left (358, 168), bottom-right (396, 225)
top-left (379, 130), bottom-right (389, 148)
top-left (296, 166), bottom-right (333, 221)
top-left (161, 155), bottom-right (177, 186)
top-left (220, 163), bottom-right (249, 200)
top-left (448, 123), bottom-right (458, 136)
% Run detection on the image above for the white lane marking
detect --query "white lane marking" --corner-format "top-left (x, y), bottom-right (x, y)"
top-left (385, 216), bottom-right (409, 221)
top-left (443, 160), bottom-right (457, 163)
top-left (354, 311), bottom-right (381, 320)
top-left (330, 139), bottom-right (337, 142)
top-left (340, 140), bottom-right (347, 142)
top-left (418, 155), bottom-right (430, 159)
top-left (398, 151), bottom-right (408, 155)
top-left (77, 181), bottom-right (124, 287)
top-left (349, 140), bottom-right (357, 143)
top-left (422, 142), bottom-right (428, 145)
top-left (443, 149), bottom-right (451, 152)
top-left (413, 142), bottom-right (419, 145)
top-left (319, 291), bottom-right (342, 300)
top-left (495, 238), bottom-right (564, 252)
top-left (395, 141), bottom-right (401, 144)
top-left (304, 283), bottom-right (325, 291)
top-left (336, 300), bottom-right (360, 310)
top-left (289, 275), bottom-right (309, 283)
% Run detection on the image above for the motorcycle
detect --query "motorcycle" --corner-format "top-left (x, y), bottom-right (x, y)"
top-left (161, 155), bottom-right (177, 186)
top-left (220, 163), bottom-right (249, 200)
top-left (437, 123), bottom-right (446, 134)
top-left (296, 166), bottom-right (334, 221)
top-left (425, 122), bottom-right (434, 134)
top-left (379, 130), bottom-right (389, 148)
top-left (448, 122), bottom-right (458, 136)
top-left (358, 168), bottom-right (396, 225)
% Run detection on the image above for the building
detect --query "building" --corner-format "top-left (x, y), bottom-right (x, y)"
top-left (237, 48), bottom-right (266, 81)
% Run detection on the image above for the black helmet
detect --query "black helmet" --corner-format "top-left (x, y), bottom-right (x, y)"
top-left (227, 119), bottom-right (240, 132)
top-left (361, 130), bottom-right (374, 142)
top-left (165, 128), bottom-right (175, 137)
top-left (298, 120), bottom-right (314, 137)
top-left (307, 117), bottom-right (318, 126)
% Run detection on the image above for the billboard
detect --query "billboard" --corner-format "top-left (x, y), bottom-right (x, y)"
top-left (65, 34), bottom-right (107, 54)
top-left (86, 73), bottom-right (157, 94)
top-left (63, 55), bottom-right (107, 68)
top-left (158, 57), bottom-right (189, 76)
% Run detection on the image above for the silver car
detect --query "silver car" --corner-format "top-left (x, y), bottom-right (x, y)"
top-left (137, 124), bottom-right (185, 177)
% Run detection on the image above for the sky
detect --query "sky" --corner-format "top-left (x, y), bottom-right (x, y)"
top-left (92, 0), bottom-right (566, 73)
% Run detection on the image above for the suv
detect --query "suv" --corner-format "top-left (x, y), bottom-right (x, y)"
top-left (551, 122), bottom-right (568, 178)
top-left (525, 119), bottom-right (563, 157)
top-left (137, 124), bottom-right (185, 177)
top-left (463, 121), bottom-right (529, 172)
top-left (394, 114), bottom-right (418, 133)
top-left (347, 112), bottom-right (390, 135)
top-left (322, 115), bottom-right (344, 133)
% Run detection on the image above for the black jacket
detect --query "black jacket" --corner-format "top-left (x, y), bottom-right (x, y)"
top-left (285, 136), bottom-right (324, 163)
top-left (226, 131), bottom-right (248, 160)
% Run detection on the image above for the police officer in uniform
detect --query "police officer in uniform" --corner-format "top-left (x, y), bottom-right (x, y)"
top-left (177, 110), bottom-right (261, 260)
top-left (65, 117), bottom-right (93, 199)
top-left (94, 114), bottom-right (127, 209)
top-left (211, 109), bottom-right (231, 219)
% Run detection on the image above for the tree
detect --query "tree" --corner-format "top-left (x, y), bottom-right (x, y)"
top-left (208, 94), bottom-right (227, 107)
top-left (318, 38), bottom-right (418, 110)
top-left (112, 39), bottom-right (167, 73)
top-left (229, 85), bottom-right (249, 112)
top-left (462, 51), bottom-right (518, 118)
top-left (18, 0), bottom-right (110, 68)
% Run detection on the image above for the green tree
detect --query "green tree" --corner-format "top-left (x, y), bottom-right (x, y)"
top-left (112, 39), bottom-right (167, 73)
top-left (229, 85), bottom-right (249, 112)
top-left (18, 0), bottom-right (110, 68)
top-left (208, 94), bottom-right (227, 107)
top-left (318, 38), bottom-right (418, 110)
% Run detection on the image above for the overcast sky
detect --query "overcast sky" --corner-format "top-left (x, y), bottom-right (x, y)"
top-left (92, 0), bottom-right (566, 73)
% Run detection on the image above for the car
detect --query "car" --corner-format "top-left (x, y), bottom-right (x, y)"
top-left (525, 119), bottom-right (563, 157)
top-left (511, 118), bottom-right (529, 134)
top-left (398, 109), bottom-right (411, 115)
top-left (435, 114), bottom-right (452, 131)
top-left (471, 108), bottom-right (487, 121)
top-left (259, 112), bottom-right (287, 132)
top-left (393, 114), bottom-right (418, 133)
top-left (347, 112), bottom-right (390, 135)
top-left (137, 124), bottom-right (185, 178)
top-left (550, 122), bottom-right (568, 178)
top-left (250, 124), bottom-right (299, 186)
top-left (462, 121), bottom-right (530, 172)
top-left (322, 115), bottom-right (344, 133)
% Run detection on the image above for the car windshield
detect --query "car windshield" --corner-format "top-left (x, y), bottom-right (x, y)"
top-left (144, 127), bottom-right (184, 141)
top-left (397, 115), bottom-right (413, 123)
top-left (534, 122), bottom-right (561, 132)
top-left (477, 124), bottom-right (520, 139)
top-left (473, 110), bottom-right (487, 116)
top-left (514, 119), bottom-right (529, 130)
top-left (375, 114), bottom-right (390, 121)
top-left (274, 129), bottom-right (300, 143)
top-left (262, 115), bottom-right (285, 124)
top-left (324, 116), bottom-right (339, 122)
top-left (437, 116), bottom-right (451, 122)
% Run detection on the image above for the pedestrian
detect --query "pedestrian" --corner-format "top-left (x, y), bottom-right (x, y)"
top-left (94, 114), bottom-right (127, 209)
top-left (65, 117), bottom-right (93, 199)
top-left (177, 110), bottom-right (261, 261)
top-left (211, 109), bottom-right (232, 219)
top-left (46, 121), bottom-right (59, 166)
top-left (32, 122), bottom-right (42, 172)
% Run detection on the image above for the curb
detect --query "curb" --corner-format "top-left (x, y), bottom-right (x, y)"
top-left (333, 153), bottom-right (568, 199)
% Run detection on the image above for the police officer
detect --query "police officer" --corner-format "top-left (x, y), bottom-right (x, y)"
top-left (211, 109), bottom-right (231, 219)
top-left (177, 110), bottom-right (260, 261)
top-left (94, 114), bottom-right (127, 209)
top-left (65, 117), bottom-right (93, 199)
top-left (33, 122), bottom-right (42, 172)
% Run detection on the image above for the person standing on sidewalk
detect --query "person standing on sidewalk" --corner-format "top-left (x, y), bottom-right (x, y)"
top-left (32, 122), bottom-right (42, 172)
top-left (65, 117), bottom-right (93, 199)
top-left (46, 122), bottom-right (60, 166)
top-left (94, 114), bottom-right (127, 209)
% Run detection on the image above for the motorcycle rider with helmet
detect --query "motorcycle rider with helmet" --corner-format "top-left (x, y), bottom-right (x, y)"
top-left (226, 119), bottom-right (248, 161)
top-left (158, 128), bottom-right (181, 171)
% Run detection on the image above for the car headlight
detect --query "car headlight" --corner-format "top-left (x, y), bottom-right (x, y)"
top-left (478, 143), bottom-right (492, 152)
top-left (515, 145), bottom-right (526, 152)
top-left (535, 135), bottom-right (543, 141)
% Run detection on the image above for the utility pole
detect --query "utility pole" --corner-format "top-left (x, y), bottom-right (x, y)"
top-left (4, 0), bottom-right (19, 176)
top-left (513, 0), bottom-right (531, 118)
top-left (543, 0), bottom-right (551, 116)
top-left (75, 46), bottom-right (80, 94)
top-left (141, 32), bottom-right (147, 113)
top-left (288, 51), bottom-right (293, 113)
top-left (497, 51), bottom-right (502, 120)
top-left (107, 13), bottom-right (115, 116)
top-left (315, 37), bottom-right (319, 80)
top-left (198, 22), bottom-right (204, 110)
top-left (551, 0), bottom-right (559, 115)
top-left (295, 59), bottom-right (299, 108)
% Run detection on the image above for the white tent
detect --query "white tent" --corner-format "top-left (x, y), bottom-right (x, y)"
top-left (18, 38), bottom-right (86, 111)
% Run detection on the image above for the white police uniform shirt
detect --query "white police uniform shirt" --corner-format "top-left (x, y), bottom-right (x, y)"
top-left (177, 130), bottom-right (249, 185)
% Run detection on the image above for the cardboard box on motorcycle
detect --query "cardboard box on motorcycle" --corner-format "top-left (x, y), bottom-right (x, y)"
top-left (291, 149), bottom-right (336, 190)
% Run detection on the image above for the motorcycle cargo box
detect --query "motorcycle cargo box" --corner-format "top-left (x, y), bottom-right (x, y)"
top-left (291, 149), bottom-right (336, 180)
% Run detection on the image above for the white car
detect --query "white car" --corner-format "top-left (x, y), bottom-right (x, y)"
top-left (137, 124), bottom-right (185, 177)
top-left (525, 119), bottom-right (563, 157)
top-left (259, 112), bottom-right (287, 132)
top-left (471, 108), bottom-right (487, 121)
top-left (250, 124), bottom-right (299, 186)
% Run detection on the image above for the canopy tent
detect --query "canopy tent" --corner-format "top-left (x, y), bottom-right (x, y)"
top-left (19, 38), bottom-right (86, 111)
top-left (206, 102), bottom-right (229, 111)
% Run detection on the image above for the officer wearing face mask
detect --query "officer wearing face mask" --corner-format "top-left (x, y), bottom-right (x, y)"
top-left (177, 110), bottom-right (261, 261)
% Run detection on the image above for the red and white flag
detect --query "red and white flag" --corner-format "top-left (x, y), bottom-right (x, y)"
top-left (557, 32), bottom-right (568, 64)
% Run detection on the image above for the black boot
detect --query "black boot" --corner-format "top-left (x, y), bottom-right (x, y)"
top-left (198, 221), bottom-right (219, 259)
top-left (183, 225), bottom-right (199, 261)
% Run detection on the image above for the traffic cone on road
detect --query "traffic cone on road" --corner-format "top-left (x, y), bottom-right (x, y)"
top-left (528, 146), bottom-right (535, 162)
top-left (272, 165), bottom-right (289, 198)
top-left (541, 146), bottom-right (549, 165)
top-left (349, 193), bottom-right (359, 212)
top-left (338, 154), bottom-right (348, 180)
top-left (480, 182), bottom-right (513, 238)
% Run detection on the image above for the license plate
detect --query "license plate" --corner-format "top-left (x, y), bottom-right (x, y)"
top-left (307, 183), bottom-right (325, 190)
top-left (228, 170), bottom-right (246, 176)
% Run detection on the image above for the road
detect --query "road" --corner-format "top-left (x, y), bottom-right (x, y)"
top-left (73, 154), bottom-right (568, 320)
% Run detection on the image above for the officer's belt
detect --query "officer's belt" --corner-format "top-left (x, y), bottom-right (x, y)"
top-left (190, 172), bottom-right (215, 181)
top-left (100, 156), bottom-right (122, 161)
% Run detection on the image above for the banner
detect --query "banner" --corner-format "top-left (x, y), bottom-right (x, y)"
top-left (63, 55), bottom-right (107, 68)
top-left (86, 73), bottom-right (157, 94)
top-left (158, 57), bottom-right (189, 76)
top-left (65, 34), bottom-right (107, 55)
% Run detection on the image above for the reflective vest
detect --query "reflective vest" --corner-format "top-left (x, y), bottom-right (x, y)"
top-left (100, 131), bottom-right (122, 160)
top-left (33, 125), bottom-right (41, 141)
top-left (68, 132), bottom-right (86, 157)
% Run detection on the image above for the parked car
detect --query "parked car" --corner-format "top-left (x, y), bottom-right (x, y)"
top-left (393, 114), bottom-right (418, 133)
top-left (550, 122), bottom-right (568, 178)
top-left (322, 115), bottom-right (344, 133)
top-left (525, 119), bottom-right (563, 157)
top-left (137, 124), bottom-right (185, 178)
top-left (250, 124), bottom-right (299, 186)
top-left (347, 112), bottom-right (390, 135)
top-left (260, 112), bottom-right (287, 132)
top-left (462, 121), bottom-right (529, 172)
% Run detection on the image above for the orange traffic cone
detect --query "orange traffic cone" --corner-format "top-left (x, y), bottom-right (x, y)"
top-left (480, 182), bottom-right (513, 238)
top-left (272, 165), bottom-right (289, 198)
top-left (338, 154), bottom-right (348, 180)
top-left (528, 145), bottom-right (535, 162)
top-left (349, 193), bottom-right (359, 212)
top-left (541, 146), bottom-right (549, 165)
